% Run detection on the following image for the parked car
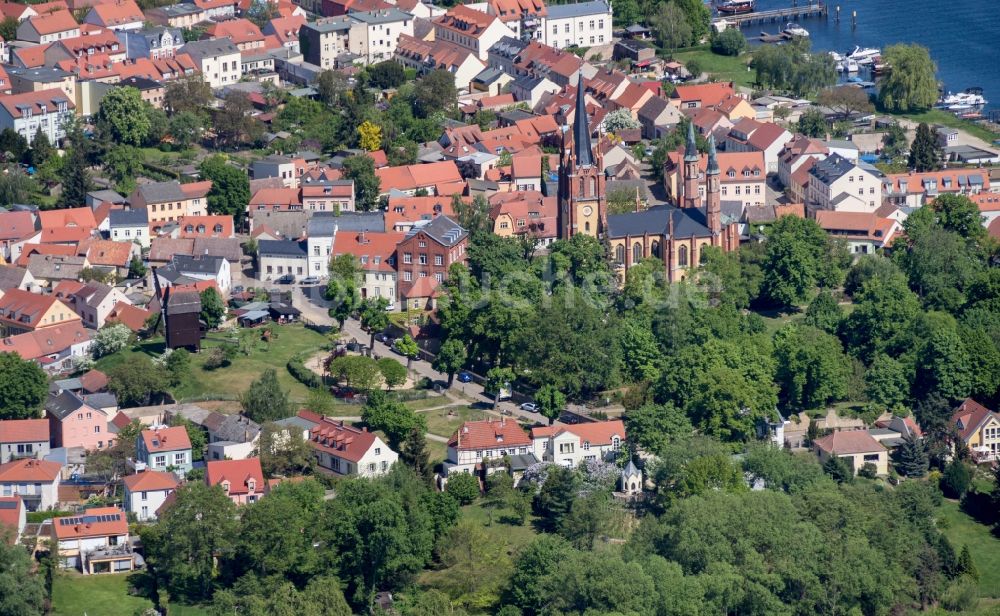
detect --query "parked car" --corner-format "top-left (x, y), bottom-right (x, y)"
top-left (300, 276), bottom-right (320, 285)
top-left (457, 371), bottom-right (473, 383)
top-left (375, 332), bottom-right (391, 343)
top-left (519, 402), bottom-right (538, 412)
top-left (276, 274), bottom-right (294, 284)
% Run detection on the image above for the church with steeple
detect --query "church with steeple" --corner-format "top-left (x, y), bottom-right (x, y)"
top-left (557, 76), bottom-right (740, 283)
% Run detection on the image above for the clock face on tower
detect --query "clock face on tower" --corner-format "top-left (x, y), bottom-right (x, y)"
top-left (582, 206), bottom-right (593, 217)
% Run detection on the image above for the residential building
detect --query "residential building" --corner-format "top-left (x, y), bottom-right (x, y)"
top-left (346, 8), bottom-right (414, 64)
top-left (173, 215), bottom-right (235, 239)
top-left (128, 180), bottom-right (211, 223)
top-left (51, 507), bottom-right (134, 574)
top-left (509, 74), bottom-right (558, 108)
top-left (664, 148), bottom-right (767, 209)
top-left (951, 398), bottom-right (1000, 463)
top-left (145, 3), bottom-right (207, 28)
top-left (60, 281), bottom-right (131, 329)
top-left (812, 430), bottom-right (889, 476)
top-left (0, 496), bottom-right (26, 543)
top-left (83, 0), bottom-right (145, 31)
top-left (669, 81), bottom-right (735, 110)
top-left (0, 212), bottom-right (40, 263)
top-left (814, 211), bottom-right (899, 255)
top-left (205, 458), bottom-right (266, 505)
top-left (178, 38), bottom-right (241, 87)
top-left (298, 16), bottom-right (353, 69)
top-left (45, 390), bottom-right (109, 450)
top-left (433, 5), bottom-right (513, 61)
top-left (0, 288), bottom-right (80, 335)
top-left (0, 419), bottom-right (50, 463)
top-left (882, 169), bottom-right (990, 208)
top-left (0, 322), bottom-right (92, 373)
top-left (6, 66), bottom-right (76, 102)
top-left (17, 10), bottom-right (80, 44)
top-left (115, 76), bottom-right (166, 108)
top-left (489, 191), bottom-right (557, 247)
top-left (299, 411), bottom-right (398, 477)
top-left (117, 26), bottom-right (185, 60)
top-left (155, 253), bottom-right (231, 294)
top-left (136, 426), bottom-right (193, 474)
top-left (0, 458), bottom-right (61, 510)
top-left (806, 153), bottom-right (882, 214)
top-left (637, 96), bottom-right (682, 140)
top-left (375, 160), bottom-right (464, 196)
top-left (530, 419), bottom-right (625, 466)
top-left (444, 418), bottom-right (532, 477)
top-left (263, 15), bottom-right (305, 53)
top-left (396, 215), bottom-right (467, 300)
top-left (258, 239), bottom-right (307, 281)
top-left (332, 230), bottom-right (402, 305)
top-left (206, 18), bottom-right (266, 51)
top-left (538, 0), bottom-right (611, 49)
top-left (304, 211), bottom-right (385, 274)
top-left (301, 179), bottom-right (354, 213)
top-left (203, 413), bottom-right (260, 461)
top-left (0, 264), bottom-right (35, 294)
top-left (123, 470), bottom-right (178, 521)
top-left (108, 208), bottom-right (150, 248)
top-left (777, 135), bottom-right (828, 189)
top-left (483, 0), bottom-right (546, 39)
top-left (723, 118), bottom-right (792, 174)
top-left (0, 88), bottom-right (75, 145)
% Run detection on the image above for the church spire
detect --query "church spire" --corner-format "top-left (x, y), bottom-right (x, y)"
top-left (573, 73), bottom-right (594, 167)
top-left (683, 120), bottom-right (699, 162)
top-left (706, 134), bottom-right (719, 175)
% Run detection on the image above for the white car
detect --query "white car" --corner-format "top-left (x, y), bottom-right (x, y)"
top-left (520, 402), bottom-right (538, 412)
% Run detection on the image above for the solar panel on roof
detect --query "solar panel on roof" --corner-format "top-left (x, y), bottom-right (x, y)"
top-left (0, 501), bottom-right (16, 509)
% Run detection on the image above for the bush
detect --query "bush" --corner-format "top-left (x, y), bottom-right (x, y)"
top-left (446, 472), bottom-right (480, 505)
top-left (287, 354), bottom-right (323, 389)
top-left (685, 58), bottom-right (703, 79)
top-left (203, 347), bottom-right (229, 370)
top-left (857, 462), bottom-right (878, 479)
top-left (940, 460), bottom-right (972, 498)
top-left (27, 510), bottom-right (73, 523)
top-left (712, 28), bottom-right (747, 56)
top-left (940, 575), bottom-right (978, 612)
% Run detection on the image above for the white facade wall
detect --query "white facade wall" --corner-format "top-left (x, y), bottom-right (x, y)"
top-left (539, 9), bottom-right (611, 49)
top-left (125, 487), bottom-right (172, 521)
top-left (111, 223), bottom-right (149, 248)
top-left (0, 477), bottom-right (59, 510)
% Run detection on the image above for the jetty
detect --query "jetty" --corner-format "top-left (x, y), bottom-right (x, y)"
top-left (713, 3), bottom-right (827, 28)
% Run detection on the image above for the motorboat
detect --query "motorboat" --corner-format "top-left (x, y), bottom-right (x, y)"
top-left (937, 89), bottom-right (988, 108)
top-left (828, 51), bottom-right (845, 62)
top-left (837, 58), bottom-right (859, 73)
top-left (783, 22), bottom-right (809, 37)
top-left (716, 0), bottom-right (754, 14)
top-left (847, 46), bottom-right (881, 60)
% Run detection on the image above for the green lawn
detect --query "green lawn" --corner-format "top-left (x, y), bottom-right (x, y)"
top-left (422, 406), bottom-right (493, 439)
top-left (893, 108), bottom-right (1000, 144)
top-left (938, 499), bottom-right (1000, 598)
top-left (96, 324), bottom-right (331, 404)
top-left (672, 47), bottom-right (755, 88)
top-left (51, 573), bottom-right (212, 616)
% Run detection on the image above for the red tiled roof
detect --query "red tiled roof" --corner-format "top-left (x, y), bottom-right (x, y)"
top-left (207, 18), bottom-right (264, 45)
top-left (38, 207), bottom-right (96, 230)
top-left (885, 169), bottom-right (990, 196)
top-left (15, 243), bottom-right (77, 266)
top-left (79, 369), bottom-right (108, 393)
top-left (0, 496), bottom-right (23, 540)
top-left (0, 89), bottom-right (76, 120)
top-left (176, 215), bottom-right (234, 238)
top-left (206, 458), bottom-right (265, 495)
top-left (0, 419), bottom-right (49, 443)
top-left (107, 301), bottom-right (151, 332)
top-left (26, 9), bottom-right (78, 35)
top-left (124, 470), bottom-right (179, 492)
top-left (813, 430), bottom-right (886, 455)
top-left (82, 239), bottom-right (132, 266)
top-left (530, 419), bottom-right (625, 445)
top-left (140, 426), bottom-right (192, 453)
top-left (0, 322), bottom-right (90, 361)
top-left (951, 398), bottom-right (998, 443)
top-left (306, 416), bottom-right (378, 463)
top-left (0, 211), bottom-right (37, 241)
top-left (448, 418), bottom-right (531, 450)
top-left (434, 4), bottom-right (498, 37)
top-left (86, 0), bottom-right (143, 26)
top-left (332, 230), bottom-right (403, 273)
top-left (404, 275), bottom-right (440, 299)
top-left (0, 458), bottom-right (61, 482)
top-left (670, 82), bottom-right (735, 107)
top-left (385, 195), bottom-right (459, 230)
top-left (376, 161), bottom-right (462, 193)
top-left (109, 411), bottom-right (132, 431)
top-left (52, 506), bottom-right (128, 539)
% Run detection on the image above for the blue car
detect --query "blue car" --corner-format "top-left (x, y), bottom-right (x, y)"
top-left (457, 371), bottom-right (473, 383)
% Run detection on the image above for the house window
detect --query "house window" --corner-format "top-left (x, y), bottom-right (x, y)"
top-left (632, 242), bottom-right (641, 262)
top-left (434, 255), bottom-right (443, 266)
top-left (678, 245), bottom-right (688, 266)
top-left (155, 455), bottom-right (166, 466)
top-left (403, 252), bottom-right (412, 264)
top-left (141, 491), bottom-right (148, 501)
top-left (94, 426), bottom-right (100, 433)
top-left (375, 448), bottom-right (380, 455)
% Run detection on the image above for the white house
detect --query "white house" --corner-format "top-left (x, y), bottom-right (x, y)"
top-left (51, 507), bottom-right (134, 574)
top-left (347, 8), bottom-right (414, 65)
top-left (806, 153), bottom-right (883, 215)
top-left (0, 89), bottom-right (75, 145)
top-left (444, 418), bottom-right (532, 476)
top-left (530, 419), bottom-right (625, 467)
top-left (257, 239), bottom-right (308, 282)
top-left (178, 38), bottom-right (242, 88)
top-left (539, 0), bottom-right (612, 49)
top-left (108, 208), bottom-right (150, 248)
top-left (298, 411), bottom-right (398, 477)
top-left (724, 118), bottom-right (792, 174)
top-left (123, 470), bottom-right (178, 521)
top-left (0, 418), bottom-right (50, 464)
top-left (204, 413), bottom-right (260, 461)
top-left (332, 230), bottom-right (402, 308)
top-left (156, 254), bottom-right (232, 295)
top-left (0, 458), bottom-right (62, 511)
top-left (135, 426), bottom-right (192, 475)
top-left (434, 5), bottom-right (515, 61)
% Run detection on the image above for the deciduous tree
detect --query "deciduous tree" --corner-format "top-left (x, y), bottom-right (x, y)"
top-left (534, 383), bottom-right (565, 425)
top-left (91, 323), bottom-right (133, 358)
top-left (357, 120), bottom-right (382, 152)
top-left (96, 87), bottom-right (151, 146)
top-left (341, 154), bottom-right (381, 211)
top-left (433, 338), bottom-right (467, 387)
top-left (362, 390), bottom-right (425, 448)
top-left (377, 357), bottom-right (407, 390)
top-left (199, 287), bottom-right (226, 329)
top-left (878, 43), bottom-right (938, 112)
top-left (0, 537), bottom-right (45, 616)
top-left (817, 85), bottom-right (874, 119)
top-left (359, 297), bottom-right (390, 349)
top-left (199, 155), bottom-right (251, 223)
top-left (241, 369), bottom-right (292, 423)
top-left (107, 356), bottom-right (168, 407)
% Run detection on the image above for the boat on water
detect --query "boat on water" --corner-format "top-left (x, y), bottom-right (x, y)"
top-left (828, 51), bottom-right (844, 62)
top-left (937, 88), bottom-right (988, 108)
top-left (837, 58), bottom-right (860, 73)
top-left (716, 0), bottom-right (754, 15)
top-left (847, 46), bottom-right (881, 60)
top-left (782, 22), bottom-right (809, 37)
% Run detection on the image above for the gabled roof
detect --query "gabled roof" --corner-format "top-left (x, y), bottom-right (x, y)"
top-left (448, 418), bottom-right (531, 450)
top-left (38, 207), bottom-right (95, 230)
top-left (375, 161), bottom-right (462, 193)
top-left (0, 322), bottom-right (90, 362)
top-left (0, 211), bottom-right (38, 241)
top-left (813, 430), bottom-right (886, 455)
top-left (951, 398), bottom-right (998, 443)
top-left (0, 496), bottom-right (23, 540)
top-left (206, 458), bottom-right (265, 495)
top-left (305, 415), bottom-right (381, 463)
top-left (86, 0), bottom-right (143, 26)
top-left (0, 419), bottom-right (49, 443)
top-left (107, 302), bottom-right (151, 332)
top-left (52, 506), bottom-right (127, 539)
top-left (140, 426), bottom-right (192, 453)
top-left (670, 82), bottom-right (735, 107)
top-left (0, 88), bottom-right (75, 120)
top-left (332, 230), bottom-right (403, 272)
top-left (402, 215), bottom-right (467, 247)
top-left (25, 9), bottom-right (78, 35)
top-left (530, 419), bottom-right (625, 446)
top-left (434, 4), bottom-right (499, 38)
top-left (124, 470), bottom-right (178, 492)
top-left (83, 239), bottom-right (132, 266)
top-left (0, 458), bottom-right (61, 482)
top-left (0, 265), bottom-right (31, 291)
top-left (109, 208), bottom-right (148, 227)
top-left (0, 289), bottom-right (75, 326)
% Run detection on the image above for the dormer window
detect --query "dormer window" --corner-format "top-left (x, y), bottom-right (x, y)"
top-left (221, 480), bottom-right (230, 493)
top-left (247, 479), bottom-right (256, 492)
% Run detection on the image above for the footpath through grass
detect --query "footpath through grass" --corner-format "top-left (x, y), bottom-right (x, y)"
top-left (938, 498), bottom-right (1000, 599)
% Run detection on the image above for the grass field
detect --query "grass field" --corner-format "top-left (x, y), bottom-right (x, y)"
top-left (422, 406), bottom-right (493, 440)
top-left (938, 499), bottom-right (1000, 599)
top-left (96, 324), bottom-right (330, 404)
top-left (50, 573), bottom-right (212, 616)
top-left (672, 47), bottom-right (755, 88)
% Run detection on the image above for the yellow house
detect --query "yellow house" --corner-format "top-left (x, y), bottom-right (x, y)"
top-left (714, 93), bottom-right (756, 121)
top-left (0, 288), bottom-right (81, 336)
top-left (951, 398), bottom-right (1000, 463)
top-left (129, 180), bottom-right (212, 226)
top-left (812, 430), bottom-right (889, 476)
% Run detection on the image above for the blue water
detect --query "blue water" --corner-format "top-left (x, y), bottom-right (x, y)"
top-left (737, 0), bottom-right (1000, 111)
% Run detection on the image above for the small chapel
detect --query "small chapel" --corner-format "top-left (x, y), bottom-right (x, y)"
top-left (557, 76), bottom-right (741, 283)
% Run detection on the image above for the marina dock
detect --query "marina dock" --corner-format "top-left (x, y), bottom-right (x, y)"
top-left (713, 3), bottom-right (828, 27)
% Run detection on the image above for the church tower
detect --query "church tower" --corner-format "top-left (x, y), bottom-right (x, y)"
top-left (706, 134), bottom-right (722, 240)
top-left (681, 121), bottom-right (701, 210)
top-left (558, 74), bottom-right (605, 239)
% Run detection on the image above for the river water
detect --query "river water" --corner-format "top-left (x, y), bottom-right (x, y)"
top-left (737, 0), bottom-right (1000, 111)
